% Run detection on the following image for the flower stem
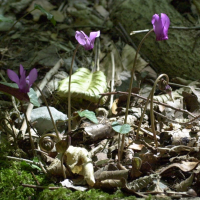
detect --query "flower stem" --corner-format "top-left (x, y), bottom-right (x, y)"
top-left (20, 102), bottom-right (36, 156)
top-left (136, 74), bottom-right (169, 147)
top-left (118, 29), bottom-right (154, 162)
top-left (135, 92), bottom-right (152, 140)
top-left (149, 74), bottom-right (169, 147)
top-left (34, 84), bottom-right (60, 141)
top-left (68, 44), bottom-right (79, 132)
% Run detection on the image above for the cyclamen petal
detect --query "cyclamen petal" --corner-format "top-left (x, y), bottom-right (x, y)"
top-left (19, 68), bottom-right (27, 93)
top-left (75, 31), bottom-right (88, 46)
top-left (151, 13), bottom-right (170, 41)
top-left (161, 13), bottom-right (170, 29)
top-left (89, 31), bottom-right (100, 43)
top-left (20, 64), bottom-right (26, 77)
top-left (28, 68), bottom-right (38, 87)
top-left (7, 69), bottom-right (20, 84)
top-left (7, 64), bottom-right (37, 93)
top-left (75, 30), bottom-right (100, 50)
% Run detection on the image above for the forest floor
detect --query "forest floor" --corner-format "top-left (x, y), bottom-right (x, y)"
top-left (1, 0), bottom-right (200, 199)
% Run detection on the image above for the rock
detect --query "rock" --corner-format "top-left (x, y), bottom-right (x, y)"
top-left (30, 106), bottom-right (67, 135)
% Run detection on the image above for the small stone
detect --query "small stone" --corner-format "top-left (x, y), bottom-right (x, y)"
top-left (31, 106), bottom-right (67, 135)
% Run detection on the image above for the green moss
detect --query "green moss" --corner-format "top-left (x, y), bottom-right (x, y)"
top-left (0, 144), bottom-right (141, 200)
top-left (37, 188), bottom-right (137, 200)
top-left (37, 187), bottom-right (71, 200)
top-left (0, 159), bottom-right (47, 200)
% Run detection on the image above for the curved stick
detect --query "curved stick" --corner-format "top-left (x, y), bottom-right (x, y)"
top-left (136, 74), bottom-right (169, 147)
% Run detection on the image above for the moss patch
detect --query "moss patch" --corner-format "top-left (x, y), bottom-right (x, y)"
top-left (0, 144), bottom-right (143, 200)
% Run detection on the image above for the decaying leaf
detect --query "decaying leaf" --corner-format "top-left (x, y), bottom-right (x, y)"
top-left (129, 143), bottom-right (144, 151)
top-left (126, 174), bottom-right (157, 191)
top-left (56, 136), bottom-right (70, 154)
top-left (156, 161), bottom-right (199, 175)
top-left (95, 169), bottom-right (128, 181)
top-left (174, 173), bottom-right (194, 192)
top-left (57, 68), bottom-right (107, 104)
top-left (160, 129), bottom-right (196, 146)
top-left (46, 157), bottom-right (67, 177)
top-left (94, 152), bottom-right (109, 166)
top-left (64, 145), bottom-right (95, 186)
top-left (124, 148), bottom-right (134, 165)
top-left (111, 98), bottom-right (119, 115)
top-left (60, 179), bottom-right (88, 191)
top-left (130, 157), bottom-right (142, 179)
top-left (97, 179), bottom-right (126, 189)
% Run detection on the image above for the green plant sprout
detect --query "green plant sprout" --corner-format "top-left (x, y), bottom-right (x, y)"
top-left (77, 110), bottom-right (98, 124)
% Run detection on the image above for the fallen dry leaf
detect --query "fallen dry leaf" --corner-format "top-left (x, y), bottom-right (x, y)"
top-left (156, 161), bottom-right (199, 175)
top-left (27, 0), bottom-right (56, 21)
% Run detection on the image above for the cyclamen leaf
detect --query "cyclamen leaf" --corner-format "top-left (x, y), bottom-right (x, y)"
top-left (77, 110), bottom-right (98, 124)
top-left (0, 82), bottom-right (29, 102)
top-left (34, 4), bottom-right (56, 26)
top-left (0, 82), bottom-right (39, 105)
top-left (28, 88), bottom-right (40, 107)
top-left (57, 68), bottom-right (107, 104)
top-left (112, 121), bottom-right (131, 134)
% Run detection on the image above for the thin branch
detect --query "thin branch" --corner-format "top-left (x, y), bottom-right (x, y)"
top-left (99, 91), bottom-right (195, 118)
top-left (22, 184), bottom-right (62, 190)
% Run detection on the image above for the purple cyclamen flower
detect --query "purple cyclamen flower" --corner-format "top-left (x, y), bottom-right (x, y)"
top-left (75, 30), bottom-right (100, 50)
top-left (7, 64), bottom-right (37, 93)
top-left (151, 13), bottom-right (170, 41)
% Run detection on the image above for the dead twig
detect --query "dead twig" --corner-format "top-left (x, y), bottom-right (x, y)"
top-left (99, 91), bottom-right (195, 118)
top-left (22, 184), bottom-right (62, 190)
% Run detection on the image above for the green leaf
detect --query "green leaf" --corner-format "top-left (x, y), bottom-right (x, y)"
top-left (77, 110), bottom-right (98, 124)
top-left (0, 82), bottom-right (39, 105)
top-left (33, 157), bottom-right (39, 162)
top-left (34, 4), bottom-right (56, 26)
top-left (31, 164), bottom-right (42, 171)
top-left (112, 121), bottom-right (131, 134)
top-left (21, 160), bottom-right (41, 171)
top-left (0, 15), bottom-right (13, 22)
top-left (57, 68), bottom-right (107, 104)
top-left (28, 88), bottom-right (40, 107)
